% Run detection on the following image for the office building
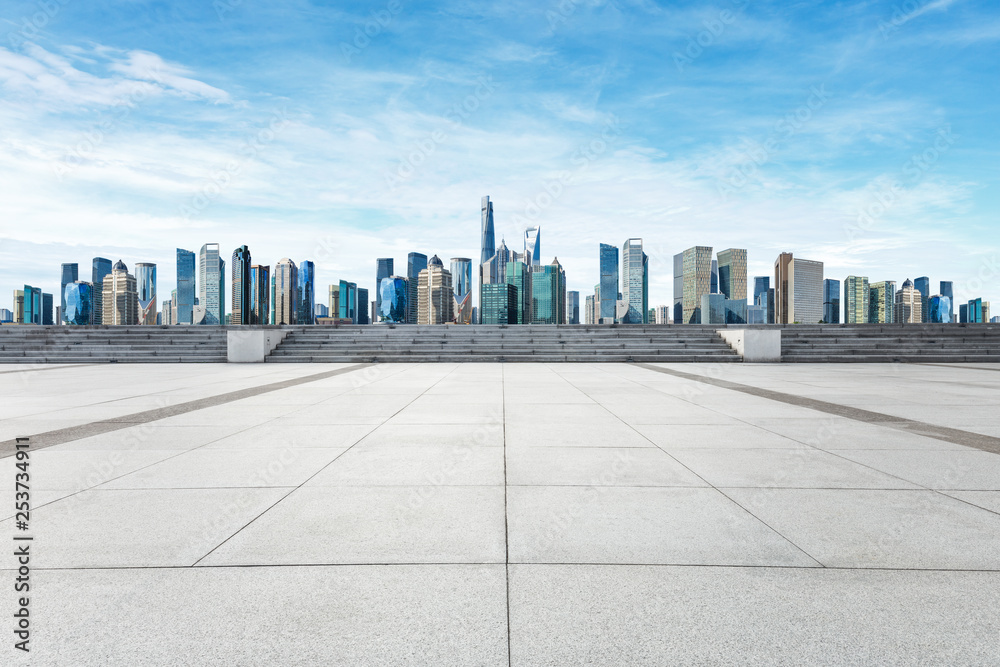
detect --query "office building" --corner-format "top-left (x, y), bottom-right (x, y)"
top-left (92, 257), bottom-right (112, 325)
top-left (523, 226), bottom-right (541, 266)
top-left (672, 254), bottom-right (684, 324)
top-left (338, 280), bottom-right (357, 323)
top-left (717, 249), bottom-right (747, 301)
top-left (701, 293), bottom-right (726, 325)
top-left (379, 276), bottom-right (408, 323)
top-left (774, 253), bottom-right (824, 324)
top-left (530, 258), bottom-right (566, 324)
top-left (752, 276), bottom-right (770, 324)
top-left (250, 265), bottom-right (270, 325)
top-left (869, 281), bottom-right (896, 324)
top-left (198, 244), bottom-right (224, 325)
top-left (135, 263), bottom-right (156, 325)
top-left (940, 281), bottom-right (954, 319)
top-left (0, 308), bottom-right (13, 323)
top-left (418, 255), bottom-right (454, 325)
top-left (175, 249), bottom-right (196, 325)
top-left (959, 303), bottom-right (968, 324)
top-left (621, 238), bottom-right (649, 323)
top-left (451, 257), bottom-right (473, 324)
top-left (823, 278), bottom-right (841, 324)
top-left (680, 246), bottom-right (713, 324)
top-left (585, 294), bottom-right (596, 324)
top-left (357, 288), bottom-right (370, 325)
top-left (928, 295), bottom-right (952, 324)
top-left (724, 299), bottom-right (747, 324)
top-left (894, 279), bottom-right (923, 324)
top-left (315, 303), bottom-right (328, 319)
top-left (406, 253), bottom-right (427, 324)
top-left (60, 263), bottom-right (78, 324)
top-left (481, 283), bottom-right (517, 324)
top-left (230, 246), bottom-right (252, 325)
top-left (844, 276), bottom-right (869, 324)
top-left (654, 305), bottom-right (670, 325)
top-left (599, 243), bottom-right (619, 323)
top-left (504, 260), bottom-right (531, 324)
top-left (297, 260), bottom-right (315, 325)
top-left (567, 291), bottom-right (580, 325)
top-left (914, 276), bottom-right (930, 323)
top-left (375, 257), bottom-right (394, 317)
top-left (481, 196), bottom-right (496, 265)
top-left (42, 293), bottom-right (53, 325)
top-left (273, 258), bottom-right (297, 325)
top-left (711, 259), bottom-right (719, 295)
top-left (64, 282), bottom-right (93, 326)
top-left (747, 304), bottom-right (767, 324)
top-left (102, 260), bottom-right (138, 325)
top-left (968, 298), bottom-right (989, 324)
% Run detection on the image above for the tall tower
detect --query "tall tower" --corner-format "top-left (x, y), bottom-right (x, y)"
top-left (91, 257), bottom-right (112, 325)
top-left (199, 243), bottom-right (224, 325)
top-left (682, 246), bottom-right (713, 324)
top-left (135, 263), bottom-right (157, 325)
top-left (250, 265), bottom-right (270, 325)
top-left (524, 226), bottom-right (541, 265)
top-left (102, 260), bottom-right (138, 325)
top-left (175, 249), bottom-right (196, 325)
top-left (375, 257), bottom-right (394, 317)
top-left (60, 263), bottom-right (78, 324)
top-left (599, 243), bottom-right (619, 323)
top-left (621, 239), bottom-right (648, 324)
top-left (450, 257), bottom-right (473, 324)
top-left (406, 253), bottom-right (427, 324)
top-left (844, 276), bottom-right (870, 324)
top-left (274, 258), bottom-right (298, 325)
top-left (716, 249), bottom-right (747, 301)
top-left (914, 276), bottom-right (930, 323)
top-left (297, 260), bottom-right (315, 325)
top-left (418, 255), bottom-right (454, 324)
top-left (481, 196), bottom-right (495, 265)
top-left (231, 245), bottom-right (252, 325)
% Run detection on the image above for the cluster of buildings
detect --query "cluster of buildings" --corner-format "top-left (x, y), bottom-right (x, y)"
top-left (4, 196), bottom-right (996, 327)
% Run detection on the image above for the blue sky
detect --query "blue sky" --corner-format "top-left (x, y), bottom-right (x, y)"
top-left (1, 0), bottom-right (998, 316)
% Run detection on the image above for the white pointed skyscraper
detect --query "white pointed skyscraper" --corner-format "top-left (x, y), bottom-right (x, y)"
top-left (524, 226), bottom-right (541, 266)
top-left (481, 196), bottom-right (495, 265)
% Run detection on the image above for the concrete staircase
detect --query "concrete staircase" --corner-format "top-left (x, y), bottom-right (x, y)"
top-left (780, 324), bottom-right (1000, 363)
top-left (266, 325), bottom-right (742, 363)
top-left (0, 326), bottom-right (228, 363)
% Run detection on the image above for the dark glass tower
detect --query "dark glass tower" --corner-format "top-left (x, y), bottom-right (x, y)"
top-left (375, 258), bottom-right (394, 317)
top-left (64, 282), bottom-right (93, 325)
top-left (60, 263), bottom-right (78, 324)
top-left (92, 257), bottom-right (112, 325)
top-left (914, 276), bottom-right (930, 323)
top-left (823, 278), bottom-right (841, 324)
top-left (406, 252), bottom-right (427, 324)
top-left (297, 260), bottom-right (315, 325)
top-left (232, 246), bottom-right (252, 325)
top-left (481, 196), bottom-right (495, 265)
top-left (175, 250), bottom-right (196, 325)
top-left (599, 243), bottom-right (619, 323)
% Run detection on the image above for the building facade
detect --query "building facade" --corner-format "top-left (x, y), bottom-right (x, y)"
top-left (273, 258), bottom-right (298, 325)
top-left (406, 253), bottom-right (426, 324)
top-left (379, 276), bottom-right (408, 323)
top-left (451, 257), bottom-right (473, 324)
top-left (231, 246), bottom-right (252, 325)
top-left (198, 243), bottom-right (224, 325)
top-left (681, 246), bottom-right (713, 324)
top-left (599, 243), bottom-right (619, 323)
top-left (823, 278), bottom-right (841, 324)
top-left (60, 263), bottom-right (78, 324)
top-left (621, 238), bottom-right (648, 323)
top-left (530, 258), bottom-right (566, 324)
top-left (775, 253), bottom-right (824, 324)
top-left (844, 276), bottom-right (869, 324)
top-left (135, 262), bottom-right (157, 325)
top-left (869, 281), bottom-right (897, 324)
top-left (914, 276), bottom-right (930, 323)
top-left (250, 265), bottom-right (270, 325)
top-left (928, 295), bottom-right (952, 324)
top-left (716, 248), bottom-right (747, 301)
top-left (567, 291), bottom-right (580, 325)
top-left (523, 226), bottom-right (540, 266)
top-left (894, 279), bottom-right (923, 324)
top-left (418, 256), bottom-right (454, 325)
top-left (298, 260), bottom-right (315, 325)
top-left (175, 249), bottom-right (196, 325)
top-left (64, 282), bottom-right (93, 325)
top-left (481, 283), bottom-right (517, 324)
top-left (102, 260), bottom-right (138, 325)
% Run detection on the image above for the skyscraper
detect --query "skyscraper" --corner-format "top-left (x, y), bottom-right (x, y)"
top-left (504, 259), bottom-right (531, 324)
top-left (894, 279), bottom-right (923, 324)
top-left (135, 263), bottom-right (157, 325)
top-left (530, 258), bottom-right (566, 324)
top-left (60, 263), bottom-right (78, 324)
top-left (231, 246), bottom-right (252, 325)
top-left (585, 294), bottom-right (596, 324)
top-left (599, 243), bottom-right (619, 323)
top-left (418, 255), bottom-right (454, 324)
top-left (64, 282), bottom-right (93, 326)
top-left (338, 280), bottom-right (357, 322)
top-left (968, 298), bottom-right (988, 324)
top-left (844, 276), bottom-right (869, 324)
top-left (716, 249), bottom-right (747, 301)
top-left (928, 295), bottom-right (952, 324)
top-left (42, 292), bottom-right (53, 325)
top-left (379, 277), bottom-right (408, 323)
top-left (250, 265), bottom-right (270, 325)
top-left (481, 283), bottom-right (517, 324)
top-left (523, 226), bottom-right (541, 266)
top-left (92, 257), bottom-right (112, 325)
top-left (621, 238), bottom-right (649, 323)
top-left (753, 276), bottom-right (770, 323)
top-left (823, 278), bottom-right (841, 324)
top-left (673, 254), bottom-right (684, 325)
top-left (198, 243), bottom-right (224, 325)
top-left (710, 259), bottom-right (719, 294)
top-left (567, 291), bottom-right (580, 325)
top-left (376, 257), bottom-right (394, 317)
top-left (356, 287), bottom-right (370, 325)
top-left (774, 253), bottom-right (824, 324)
top-left (869, 281), bottom-right (896, 324)
top-left (481, 196), bottom-right (496, 265)
top-left (701, 293), bottom-right (726, 324)
top-left (273, 258), bottom-right (297, 325)
top-left (940, 281), bottom-right (954, 321)
top-left (175, 249), bottom-right (196, 325)
top-left (914, 276), bottom-right (930, 323)
top-left (450, 257), bottom-right (473, 324)
top-left (407, 253), bottom-right (427, 324)
top-left (298, 260), bottom-right (315, 325)
top-left (681, 246), bottom-right (713, 324)
top-left (102, 260), bottom-right (138, 325)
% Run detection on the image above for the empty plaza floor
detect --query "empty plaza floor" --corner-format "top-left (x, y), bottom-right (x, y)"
top-left (3, 361), bottom-right (1000, 665)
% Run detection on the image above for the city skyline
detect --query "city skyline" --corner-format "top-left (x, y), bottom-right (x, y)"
top-left (2, 2), bottom-right (998, 313)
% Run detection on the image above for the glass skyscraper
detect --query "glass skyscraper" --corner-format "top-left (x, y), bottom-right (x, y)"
top-left (823, 278), bottom-right (841, 324)
top-left (481, 196), bottom-right (496, 265)
top-left (376, 257), bottom-right (394, 317)
top-left (717, 249), bottom-right (747, 301)
top-left (701, 293), bottom-right (726, 325)
top-left (505, 260), bottom-right (530, 324)
top-left (250, 265), bottom-right (270, 325)
top-left (64, 282), bottom-right (93, 325)
top-left (298, 260), bottom-right (315, 325)
top-left (530, 259), bottom-right (566, 324)
top-left (753, 276), bottom-right (771, 323)
top-left (450, 257), bottom-right (473, 324)
top-left (379, 276), bottom-right (408, 323)
top-left (176, 249), bottom-right (196, 324)
top-left (914, 276), bottom-right (930, 323)
top-left (481, 283), bottom-right (517, 324)
top-left (599, 243), bottom-right (619, 323)
top-left (199, 243), bottom-right (224, 325)
top-left (844, 276), bottom-right (869, 324)
top-left (92, 257), bottom-right (112, 325)
top-left (524, 226), bottom-right (541, 266)
top-left (338, 280), bottom-right (357, 323)
top-left (407, 253), bottom-right (427, 324)
top-left (231, 246), bottom-right (252, 325)
top-left (135, 263), bottom-right (157, 325)
top-left (567, 291), bottom-right (580, 325)
top-left (274, 258), bottom-right (297, 325)
top-left (42, 292), bottom-right (53, 325)
top-left (621, 238), bottom-right (648, 324)
top-left (775, 253), bottom-right (824, 324)
top-left (356, 287), bottom-right (370, 325)
top-left (60, 263), bottom-right (78, 324)
top-left (940, 281), bottom-right (954, 321)
top-left (682, 246), bottom-right (713, 324)
top-left (928, 295), bottom-right (952, 324)
top-left (673, 254), bottom-right (685, 324)
top-left (869, 281), bottom-right (896, 324)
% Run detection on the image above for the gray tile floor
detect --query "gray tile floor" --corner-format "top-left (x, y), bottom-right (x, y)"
top-left (2, 361), bottom-right (1000, 665)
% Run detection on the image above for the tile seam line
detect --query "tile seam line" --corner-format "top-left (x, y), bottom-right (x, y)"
top-left (0, 363), bottom-right (374, 458)
top-left (632, 362), bottom-right (1000, 455)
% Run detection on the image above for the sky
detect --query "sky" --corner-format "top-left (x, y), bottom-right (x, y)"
top-left (1, 0), bottom-right (998, 318)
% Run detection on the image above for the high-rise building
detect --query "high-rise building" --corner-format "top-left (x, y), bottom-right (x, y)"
top-left (567, 291), bottom-right (580, 325)
top-left (450, 258), bottom-right (473, 324)
top-left (418, 255), bottom-right (454, 325)
top-left (940, 281), bottom-right (954, 320)
top-left (102, 260), bottom-right (138, 325)
top-left (0, 308), bottom-right (11, 323)
top-left (161, 299), bottom-right (172, 325)
top-left (672, 254), bottom-right (684, 325)
top-left (60, 263), bottom-right (78, 324)
top-left (524, 226), bottom-right (541, 266)
top-left (654, 305), bottom-right (670, 324)
top-left (914, 276), bottom-right (930, 323)
top-left (701, 293), bottom-right (726, 324)
top-left (198, 244), bottom-right (224, 325)
top-left (530, 258), bottom-right (566, 324)
top-left (338, 280), bottom-right (357, 322)
top-left (481, 283), bottom-right (517, 324)
top-left (753, 276), bottom-right (771, 324)
top-left (869, 281), bottom-right (896, 324)
top-left (894, 279), bottom-right (923, 324)
top-left (599, 243), bottom-right (619, 323)
top-left (710, 259), bottom-right (719, 294)
top-left (585, 295), bottom-right (596, 324)
top-left (273, 258), bottom-right (297, 325)
top-left (968, 298), bottom-right (988, 324)
top-left (64, 281), bottom-right (93, 325)
top-left (747, 305), bottom-right (767, 324)
top-left (12, 290), bottom-right (25, 324)
top-left (481, 196), bottom-right (496, 265)
top-left (681, 246), bottom-right (713, 324)
top-left (774, 253), bottom-right (824, 324)
top-left (823, 278), bottom-right (841, 324)
top-left (21, 286), bottom-right (41, 325)
top-left (328, 284), bottom-right (340, 320)
top-left (379, 276), bottom-right (408, 323)
top-left (959, 303), bottom-right (968, 324)
top-left (297, 260), bottom-right (315, 325)
top-left (175, 249), bottom-right (196, 325)
top-left (42, 292), bottom-right (53, 325)
top-left (407, 253), bottom-right (427, 324)
top-left (356, 288), bottom-right (370, 325)
top-left (717, 249), bottom-right (747, 301)
top-left (621, 239), bottom-right (649, 323)
top-left (928, 295), bottom-right (952, 324)
top-left (315, 303), bottom-right (329, 319)
top-left (250, 265), bottom-right (270, 325)
top-left (844, 276), bottom-right (869, 324)
top-left (135, 263), bottom-right (157, 325)
top-left (724, 299), bottom-right (747, 324)
top-left (375, 257), bottom-right (394, 317)
top-left (92, 257), bottom-right (112, 325)
top-left (230, 246), bottom-right (252, 325)
top-left (504, 260), bottom-right (531, 324)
